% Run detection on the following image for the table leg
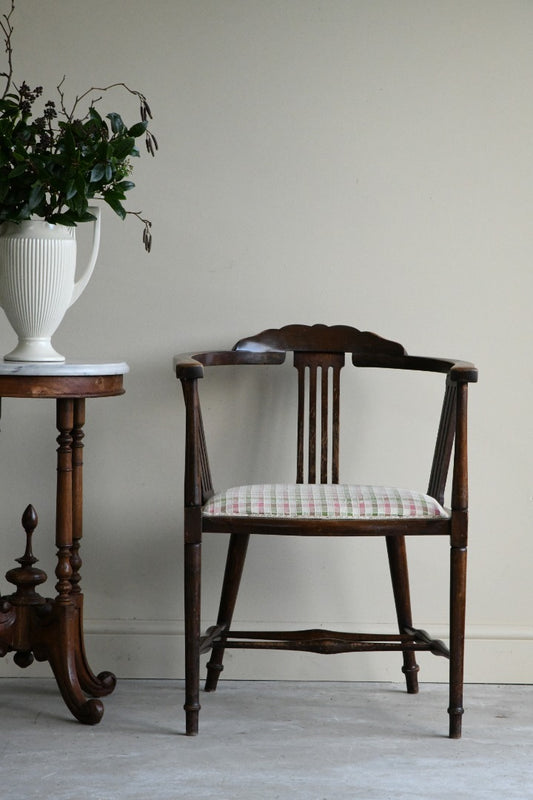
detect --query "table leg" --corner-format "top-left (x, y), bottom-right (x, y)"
top-left (39, 398), bottom-right (112, 723)
top-left (70, 398), bottom-right (116, 697)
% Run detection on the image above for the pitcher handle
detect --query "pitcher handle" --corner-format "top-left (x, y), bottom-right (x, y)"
top-left (69, 206), bottom-right (101, 307)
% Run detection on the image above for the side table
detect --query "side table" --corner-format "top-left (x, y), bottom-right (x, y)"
top-left (0, 360), bottom-right (129, 724)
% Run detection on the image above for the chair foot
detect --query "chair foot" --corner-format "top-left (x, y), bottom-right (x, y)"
top-left (402, 661), bottom-right (420, 694)
top-left (448, 705), bottom-right (464, 739)
top-left (184, 703), bottom-right (200, 735)
top-left (205, 659), bottom-right (224, 692)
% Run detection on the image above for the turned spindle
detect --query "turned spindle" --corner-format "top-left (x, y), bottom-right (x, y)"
top-left (5, 505), bottom-right (47, 605)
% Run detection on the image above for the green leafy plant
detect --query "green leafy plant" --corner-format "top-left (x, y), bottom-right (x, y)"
top-left (0, 1), bottom-right (157, 250)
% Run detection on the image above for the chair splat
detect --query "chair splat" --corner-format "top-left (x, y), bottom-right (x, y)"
top-left (294, 351), bottom-right (344, 484)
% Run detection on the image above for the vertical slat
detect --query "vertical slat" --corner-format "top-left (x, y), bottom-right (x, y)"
top-left (331, 364), bottom-right (341, 484)
top-left (294, 352), bottom-right (344, 486)
top-left (320, 366), bottom-right (329, 483)
top-left (181, 379), bottom-right (214, 507)
top-left (197, 402), bottom-right (214, 501)
top-left (296, 364), bottom-right (306, 483)
top-left (308, 364), bottom-right (317, 483)
top-left (428, 378), bottom-right (457, 504)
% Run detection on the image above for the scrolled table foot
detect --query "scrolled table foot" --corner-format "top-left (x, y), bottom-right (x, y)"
top-left (42, 603), bottom-right (110, 724)
top-left (95, 670), bottom-right (117, 694)
top-left (69, 597), bottom-right (117, 698)
top-left (75, 697), bottom-right (105, 726)
top-left (77, 667), bottom-right (117, 698)
top-left (50, 653), bottom-right (106, 725)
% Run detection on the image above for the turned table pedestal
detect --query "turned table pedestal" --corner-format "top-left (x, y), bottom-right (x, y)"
top-left (0, 360), bottom-right (128, 724)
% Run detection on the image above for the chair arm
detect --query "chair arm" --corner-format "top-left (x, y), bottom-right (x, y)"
top-left (352, 352), bottom-right (478, 382)
top-left (175, 350), bottom-right (286, 379)
top-left (174, 355), bottom-right (205, 380)
top-left (447, 360), bottom-right (478, 383)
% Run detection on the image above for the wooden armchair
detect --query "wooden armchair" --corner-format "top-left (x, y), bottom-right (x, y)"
top-left (175, 324), bottom-right (477, 737)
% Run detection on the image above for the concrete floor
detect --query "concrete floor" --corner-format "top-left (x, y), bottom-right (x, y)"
top-left (0, 679), bottom-right (532, 800)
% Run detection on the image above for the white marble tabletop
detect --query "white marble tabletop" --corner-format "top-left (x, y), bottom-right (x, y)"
top-left (0, 360), bottom-right (129, 377)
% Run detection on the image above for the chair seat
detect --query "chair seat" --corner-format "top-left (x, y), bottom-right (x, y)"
top-left (203, 483), bottom-right (449, 520)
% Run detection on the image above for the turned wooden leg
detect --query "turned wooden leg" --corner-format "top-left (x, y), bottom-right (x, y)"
top-left (70, 398), bottom-right (85, 599)
top-left (70, 399), bottom-right (116, 697)
top-left (184, 540), bottom-right (201, 735)
top-left (48, 399), bottom-right (107, 723)
top-left (386, 535), bottom-right (419, 693)
top-left (449, 544), bottom-right (467, 739)
top-left (205, 533), bottom-right (250, 692)
top-left (55, 399), bottom-right (75, 605)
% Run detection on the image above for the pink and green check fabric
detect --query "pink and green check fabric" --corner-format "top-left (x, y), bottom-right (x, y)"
top-left (203, 484), bottom-right (448, 520)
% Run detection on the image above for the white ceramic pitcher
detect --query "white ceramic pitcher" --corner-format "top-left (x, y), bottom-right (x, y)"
top-left (0, 207), bottom-right (101, 361)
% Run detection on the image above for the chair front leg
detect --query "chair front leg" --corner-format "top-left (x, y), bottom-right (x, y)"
top-left (184, 539), bottom-right (202, 735)
top-left (449, 542), bottom-right (467, 739)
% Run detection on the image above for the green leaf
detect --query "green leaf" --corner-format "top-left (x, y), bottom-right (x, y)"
top-left (127, 121), bottom-right (148, 138)
top-left (88, 107), bottom-right (103, 125)
top-left (28, 182), bottom-right (45, 211)
top-left (10, 163), bottom-right (28, 177)
top-left (48, 212), bottom-right (78, 226)
top-left (65, 179), bottom-right (77, 200)
top-left (77, 210), bottom-right (97, 222)
top-left (109, 136), bottom-right (136, 161)
top-left (89, 163), bottom-right (106, 183)
top-left (104, 193), bottom-right (127, 220)
top-left (107, 112), bottom-right (125, 134)
top-left (115, 180), bottom-right (135, 192)
top-left (67, 194), bottom-right (88, 216)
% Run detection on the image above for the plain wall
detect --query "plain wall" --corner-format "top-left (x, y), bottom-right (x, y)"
top-left (0, 0), bottom-right (532, 684)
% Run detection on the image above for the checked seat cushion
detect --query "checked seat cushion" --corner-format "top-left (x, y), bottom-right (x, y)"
top-left (203, 483), bottom-right (449, 520)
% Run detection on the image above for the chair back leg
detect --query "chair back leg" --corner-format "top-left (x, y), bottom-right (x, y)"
top-left (205, 533), bottom-right (250, 692)
top-left (386, 535), bottom-right (420, 693)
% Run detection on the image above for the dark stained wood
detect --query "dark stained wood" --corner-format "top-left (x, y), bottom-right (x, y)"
top-left (0, 373), bottom-right (125, 398)
top-left (294, 351), bottom-right (344, 484)
top-left (0, 370), bottom-right (125, 724)
top-left (204, 533), bottom-right (250, 692)
top-left (202, 515), bottom-right (451, 536)
top-left (175, 323), bottom-right (478, 737)
top-left (428, 379), bottom-right (457, 505)
top-left (5, 506), bottom-right (47, 607)
top-left (386, 535), bottom-right (420, 693)
top-left (233, 323), bottom-right (407, 356)
top-left (216, 627), bottom-right (449, 655)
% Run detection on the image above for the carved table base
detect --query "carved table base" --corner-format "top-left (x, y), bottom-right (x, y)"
top-left (0, 506), bottom-right (116, 724)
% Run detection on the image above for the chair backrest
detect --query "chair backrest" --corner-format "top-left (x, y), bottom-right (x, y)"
top-left (233, 323), bottom-right (407, 486)
top-left (178, 323), bottom-right (476, 508)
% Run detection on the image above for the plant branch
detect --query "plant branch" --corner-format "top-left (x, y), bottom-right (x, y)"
top-left (126, 211), bottom-right (152, 253)
top-left (0, 0), bottom-right (14, 98)
top-left (58, 79), bottom-right (158, 155)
